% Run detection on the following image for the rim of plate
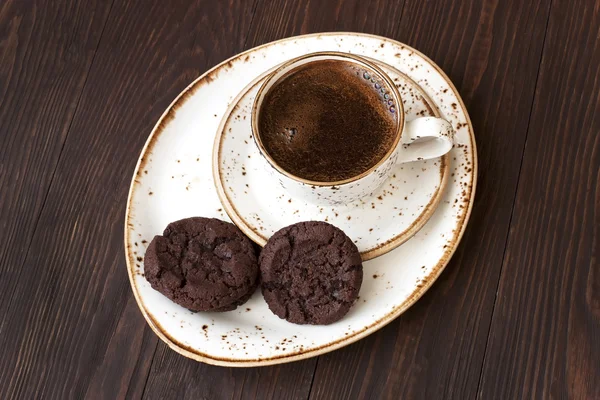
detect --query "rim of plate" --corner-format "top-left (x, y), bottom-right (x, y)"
top-left (124, 32), bottom-right (478, 367)
top-left (212, 65), bottom-right (449, 261)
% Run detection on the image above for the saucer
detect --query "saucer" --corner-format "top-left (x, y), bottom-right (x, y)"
top-left (213, 62), bottom-right (449, 260)
top-left (125, 32), bottom-right (476, 366)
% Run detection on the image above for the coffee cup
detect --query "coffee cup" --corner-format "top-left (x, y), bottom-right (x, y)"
top-left (251, 52), bottom-right (454, 205)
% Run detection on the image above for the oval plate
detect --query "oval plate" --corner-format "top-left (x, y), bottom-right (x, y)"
top-left (125, 32), bottom-right (477, 367)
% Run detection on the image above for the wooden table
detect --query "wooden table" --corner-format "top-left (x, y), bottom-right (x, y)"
top-left (1, 0), bottom-right (598, 398)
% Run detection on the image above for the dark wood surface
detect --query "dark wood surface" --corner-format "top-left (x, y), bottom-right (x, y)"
top-left (0, 0), bottom-right (597, 399)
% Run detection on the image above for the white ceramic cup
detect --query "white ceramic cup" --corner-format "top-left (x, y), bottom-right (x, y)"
top-left (251, 52), bottom-right (454, 205)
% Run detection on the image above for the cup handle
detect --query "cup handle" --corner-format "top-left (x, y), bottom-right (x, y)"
top-left (396, 117), bottom-right (455, 163)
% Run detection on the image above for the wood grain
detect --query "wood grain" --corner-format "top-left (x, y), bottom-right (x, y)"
top-left (245, 0), bottom-right (405, 45)
top-left (84, 296), bottom-right (159, 399)
top-left (0, 0), bottom-right (256, 398)
top-left (308, 0), bottom-right (554, 398)
top-left (0, 0), bottom-right (113, 336)
top-left (477, 0), bottom-right (600, 398)
top-left (143, 355), bottom-right (317, 400)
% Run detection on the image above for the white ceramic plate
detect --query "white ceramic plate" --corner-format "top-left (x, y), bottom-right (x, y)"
top-left (214, 64), bottom-right (449, 260)
top-left (125, 32), bottom-right (477, 366)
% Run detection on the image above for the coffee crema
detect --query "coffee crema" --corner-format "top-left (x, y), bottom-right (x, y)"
top-left (258, 59), bottom-right (399, 183)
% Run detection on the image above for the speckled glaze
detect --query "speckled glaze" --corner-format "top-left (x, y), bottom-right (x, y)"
top-left (214, 63), bottom-right (449, 260)
top-left (125, 33), bottom-right (477, 367)
top-left (250, 52), bottom-right (454, 205)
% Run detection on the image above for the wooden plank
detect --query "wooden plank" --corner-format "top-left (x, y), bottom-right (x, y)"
top-left (0, 0), bottom-right (113, 330)
top-left (477, 0), bottom-right (600, 398)
top-left (84, 296), bottom-right (159, 399)
top-left (143, 355), bottom-right (317, 399)
top-left (308, 0), bottom-right (554, 398)
top-left (245, 0), bottom-right (405, 44)
top-left (0, 0), bottom-right (256, 398)
top-left (139, 1), bottom-right (407, 398)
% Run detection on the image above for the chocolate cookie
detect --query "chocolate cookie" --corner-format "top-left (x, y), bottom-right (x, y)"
top-left (144, 217), bottom-right (258, 312)
top-left (259, 221), bottom-right (363, 325)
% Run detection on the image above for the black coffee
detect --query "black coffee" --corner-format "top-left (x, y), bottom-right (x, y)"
top-left (258, 59), bottom-right (399, 182)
